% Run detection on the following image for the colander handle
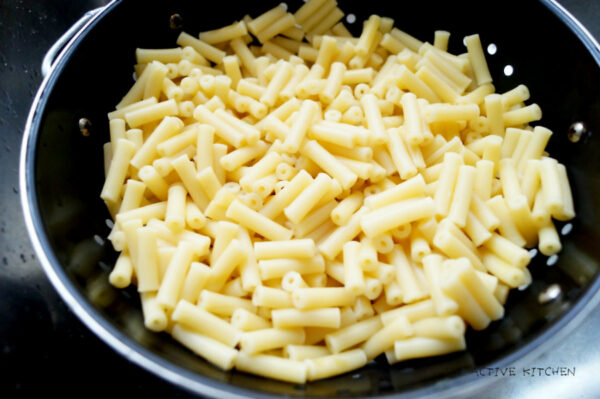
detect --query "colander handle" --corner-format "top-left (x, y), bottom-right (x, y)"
top-left (41, 6), bottom-right (106, 77)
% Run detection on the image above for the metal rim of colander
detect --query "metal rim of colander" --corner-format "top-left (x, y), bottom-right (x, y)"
top-left (19, 1), bottom-right (600, 398)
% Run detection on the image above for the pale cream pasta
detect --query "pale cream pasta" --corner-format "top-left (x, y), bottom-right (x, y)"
top-left (101, 1), bottom-right (575, 384)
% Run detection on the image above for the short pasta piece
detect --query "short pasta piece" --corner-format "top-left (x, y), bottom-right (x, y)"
top-left (101, 2), bottom-right (574, 384)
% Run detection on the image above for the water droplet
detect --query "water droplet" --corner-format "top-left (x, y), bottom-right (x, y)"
top-left (346, 14), bottom-right (356, 24)
top-left (487, 43), bottom-right (497, 55)
top-left (503, 65), bottom-right (514, 76)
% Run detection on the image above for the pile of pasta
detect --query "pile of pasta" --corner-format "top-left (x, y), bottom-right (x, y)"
top-left (100, 0), bottom-right (575, 384)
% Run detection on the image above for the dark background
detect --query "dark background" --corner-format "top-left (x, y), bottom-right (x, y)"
top-left (1, 0), bottom-right (599, 398)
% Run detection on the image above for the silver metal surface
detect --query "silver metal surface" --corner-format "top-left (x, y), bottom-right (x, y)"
top-left (40, 7), bottom-right (106, 77)
top-left (78, 117), bottom-right (92, 137)
top-left (538, 284), bottom-right (562, 305)
top-left (482, 306), bottom-right (600, 398)
top-left (568, 121), bottom-right (587, 143)
top-left (21, 6), bottom-right (249, 399)
top-left (8, 0), bottom-right (600, 397)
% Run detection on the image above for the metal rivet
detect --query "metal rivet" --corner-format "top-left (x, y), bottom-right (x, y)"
top-left (568, 121), bottom-right (587, 143)
top-left (170, 13), bottom-right (183, 30)
top-left (78, 118), bottom-right (91, 136)
top-left (538, 283), bottom-right (562, 304)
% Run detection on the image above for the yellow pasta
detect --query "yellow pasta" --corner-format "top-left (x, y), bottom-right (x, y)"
top-left (258, 255), bottom-right (325, 280)
top-left (226, 199), bottom-right (293, 241)
top-left (301, 140), bottom-right (358, 190)
top-left (283, 99), bottom-right (320, 153)
top-left (100, 139), bottom-right (137, 204)
top-left (464, 34), bottom-right (492, 86)
top-left (156, 240), bottom-right (197, 308)
top-left (101, 4), bottom-right (575, 383)
top-left (305, 349), bottom-right (367, 381)
top-left (362, 315), bottom-right (412, 360)
top-left (292, 287), bottom-right (355, 310)
top-left (199, 290), bottom-right (255, 317)
top-left (172, 324), bottom-right (238, 371)
top-left (171, 154), bottom-right (210, 210)
top-left (272, 307), bottom-right (341, 329)
top-left (361, 197), bottom-right (435, 238)
top-left (447, 165), bottom-right (476, 227)
top-left (135, 226), bottom-right (160, 292)
top-left (172, 300), bottom-right (241, 347)
top-left (255, 239), bottom-right (316, 260)
top-left (252, 285), bottom-right (293, 308)
top-left (235, 352), bottom-right (307, 384)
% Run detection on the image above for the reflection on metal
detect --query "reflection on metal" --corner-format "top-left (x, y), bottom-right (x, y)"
top-left (501, 324), bottom-right (523, 344)
top-left (538, 283), bottom-right (562, 305)
top-left (122, 307), bottom-right (150, 342)
top-left (87, 271), bottom-right (116, 308)
top-left (78, 117), bottom-right (91, 136)
top-left (169, 14), bottom-right (183, 30)
top-left (559, 240), bottom-right (599, 286)
top-left (567, 121), bottom-right (587, 143)
top-left (68, 238), bottom-right (105, 278)
top-left (45, 198), bottom-right (86, 237)
top-left (389, 351), bottom-right (475, 390)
